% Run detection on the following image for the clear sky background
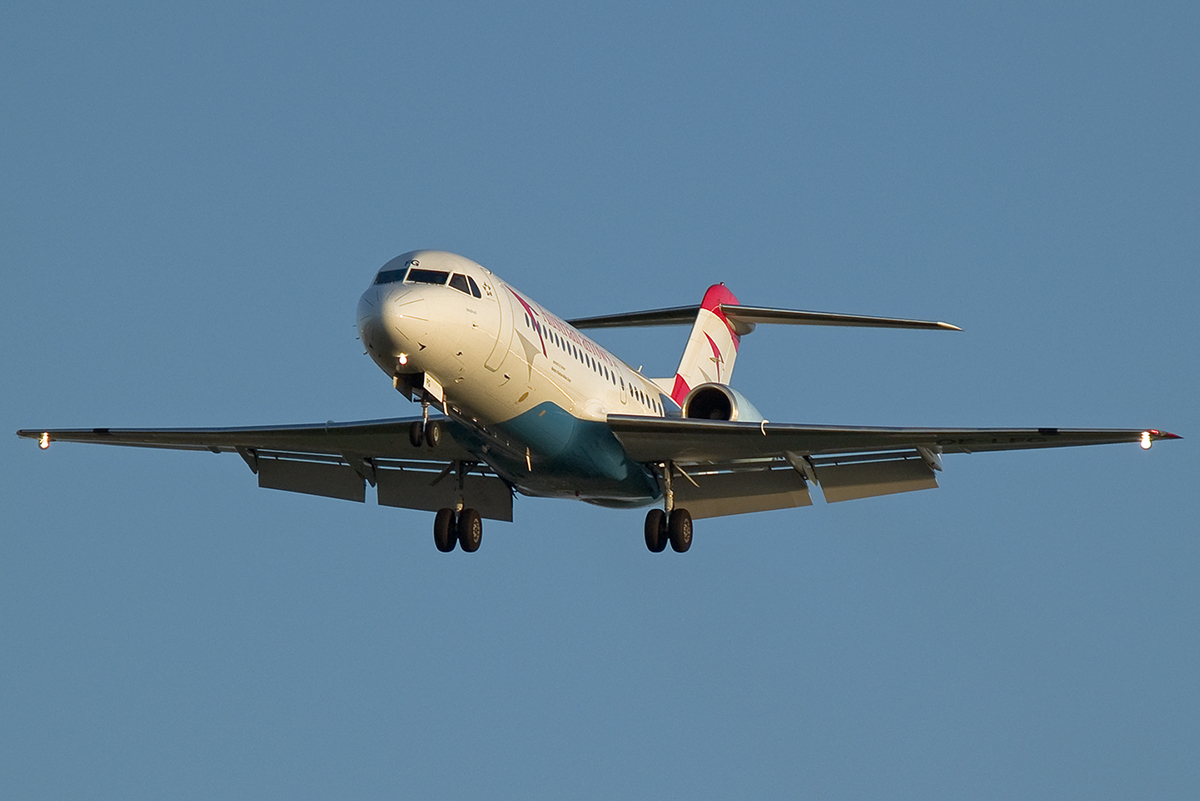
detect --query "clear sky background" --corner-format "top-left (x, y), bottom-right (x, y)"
top-left (3, 2), bottom-right (1197, 798)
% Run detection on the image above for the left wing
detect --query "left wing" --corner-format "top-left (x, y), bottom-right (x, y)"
top-left (17, 418), bottom-right (514, 521)
top-left (607, 416), bottom-right (1179, 517)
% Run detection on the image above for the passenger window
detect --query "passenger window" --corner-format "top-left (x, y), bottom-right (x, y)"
top-left (449, 273), bottom-right (471, 294)
top-left (467, 276), bottom-right (482, 298)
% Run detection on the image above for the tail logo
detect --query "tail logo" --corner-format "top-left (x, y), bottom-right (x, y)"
top-left (704, 333), bottom-right (725, 383)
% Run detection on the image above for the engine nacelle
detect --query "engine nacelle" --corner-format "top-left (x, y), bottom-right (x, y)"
top-left (680, 383), bottom-right (766, 423)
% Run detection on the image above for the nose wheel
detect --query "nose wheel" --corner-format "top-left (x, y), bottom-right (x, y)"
top-left (409, 419), bottom-right (442, 449)
top-left (433, 507), bottom-right (484, 552)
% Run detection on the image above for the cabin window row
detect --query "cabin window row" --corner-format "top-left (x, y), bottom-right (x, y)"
top-left (521, 313), bottom-right (662, 414)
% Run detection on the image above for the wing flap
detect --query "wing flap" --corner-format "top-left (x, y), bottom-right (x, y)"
top-left (815, 458), bottom-right (938, 503)
top-left (377, 467), bottom-right (513, 522)
top-left (258, 458), bottom-right (366, 502)
top-left (674, 465), bottom-right (812, 519)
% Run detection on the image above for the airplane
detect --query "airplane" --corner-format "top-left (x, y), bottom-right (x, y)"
top-left (18, 249), bottom-right (1180, 553)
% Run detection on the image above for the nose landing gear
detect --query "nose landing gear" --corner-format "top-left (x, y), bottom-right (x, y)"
top-left (409, 419), bottom-right (442, 448)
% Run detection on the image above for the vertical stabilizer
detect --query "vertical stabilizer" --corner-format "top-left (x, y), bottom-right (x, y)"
top-left (670, 284), bottom-right (742, 405)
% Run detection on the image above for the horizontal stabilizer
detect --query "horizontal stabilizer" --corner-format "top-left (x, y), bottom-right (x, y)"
top-left (569, 304), bottom-right (960, 334)
top-left (721, 305), bottom-right (960, 332)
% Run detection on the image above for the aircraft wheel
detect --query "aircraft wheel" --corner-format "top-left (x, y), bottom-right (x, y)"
top-left (434, 508), bottom-right (458, 552)
top-left (644, 509), bottom-right (667, 553)
top-left (425, 420), bottom-right (442, 449)
top-left (668, 508), bottom-right (693, 553)
top-left (458, 508), bottom-right (483, 552)
top-left (409, 421), bottom-right (424, 449)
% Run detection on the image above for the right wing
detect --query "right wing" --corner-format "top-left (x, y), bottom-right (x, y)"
top-left (606, 417), bottom-right (1178, 462)
top-left (606, 416), bottom-right (1179, 517)
top-left (17, 418), bottom-right (514, 521)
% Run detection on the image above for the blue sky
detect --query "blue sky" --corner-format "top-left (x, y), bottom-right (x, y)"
top-left (3, 2), bottom-right (1197, 798)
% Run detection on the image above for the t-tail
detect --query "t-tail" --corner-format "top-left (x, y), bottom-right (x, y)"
top-left (566, 286), bottom-right (963, 409)
top-left (670, 284), bottom-right (744, 406)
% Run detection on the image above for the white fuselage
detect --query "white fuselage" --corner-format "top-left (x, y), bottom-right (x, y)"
top-left (355, 250), bottom-right (668, 503)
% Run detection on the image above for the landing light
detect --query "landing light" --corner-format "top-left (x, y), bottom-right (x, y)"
top-left (398, 353), bottom-right (409, 366)
top-left (39, 432), bottom-right (50, 449)
top-left (1141, 431), bottom-right (1152, 450)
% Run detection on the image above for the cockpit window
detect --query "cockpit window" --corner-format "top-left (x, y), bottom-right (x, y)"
top-left (374, 268), bottom-right (406, 285)
top-left (449, 273), bottom-right (471, 295)
top-left (406, 268), bottom-right (450, 285)
top-left (467, 276), bottom-right (482, 298)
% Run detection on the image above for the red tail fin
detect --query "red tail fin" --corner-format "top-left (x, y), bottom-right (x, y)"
top-left (670, 284), bottom-right (741, 406)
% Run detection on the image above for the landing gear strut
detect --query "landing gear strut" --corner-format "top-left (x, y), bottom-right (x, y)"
top-left (408, 391), bottom-right (442, 449)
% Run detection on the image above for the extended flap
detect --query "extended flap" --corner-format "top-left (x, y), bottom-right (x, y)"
top-left (815, 458), bottom-right (937, 503)
top-left (376, 468), bottom-right (513, 522)
top-left (258, 459), bottom-right (366, 502)
top-left (672, 468), bottom-right (812, 519)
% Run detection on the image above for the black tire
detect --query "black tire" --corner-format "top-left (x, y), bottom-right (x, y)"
top-left (668, 508), bottom-right (693, 553)
top-left (409, 421), bottom-right (424, 449)
top-left (425, 420), bottom-right (442, 449)
top-left (644, 509), bottom-right (667, 553)
top-left (434, 508), bottom-right (457, 552)
top-left (458, 508), bottom-right (483, 553)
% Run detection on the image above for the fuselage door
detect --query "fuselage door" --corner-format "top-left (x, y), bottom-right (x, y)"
top-left (484, 280), bottom-right (513, 371)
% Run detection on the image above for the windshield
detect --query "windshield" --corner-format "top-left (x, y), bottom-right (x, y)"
top-left (406, 268), bottom-right (450, 285)
top-left (373, 268), bottom-right (406, 285)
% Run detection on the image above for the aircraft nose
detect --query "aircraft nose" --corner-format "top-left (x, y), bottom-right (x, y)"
top-left (358, 285), bottom-right (428, 364)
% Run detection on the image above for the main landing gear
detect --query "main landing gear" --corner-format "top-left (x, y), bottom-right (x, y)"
top-left (644, 462), bottom-right (692, 553)
top-left (644, 508), bottom-right (692, 553)
top-left (433, 507), bottom-right (483, 553)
